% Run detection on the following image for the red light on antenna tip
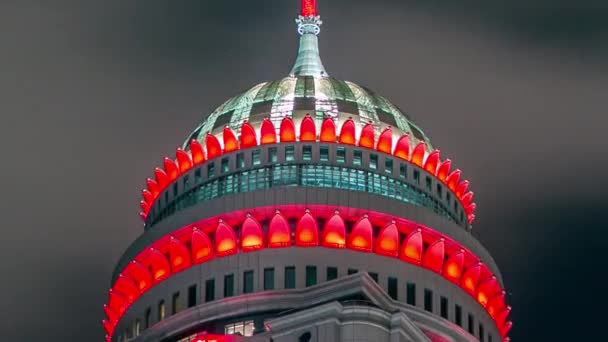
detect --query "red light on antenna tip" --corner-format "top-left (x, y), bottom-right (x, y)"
top-left (301, 0), bottom-right (317, 17)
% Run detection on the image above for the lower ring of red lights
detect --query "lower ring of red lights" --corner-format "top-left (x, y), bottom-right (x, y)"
top-left (104, 205), bottom-right (511, 341)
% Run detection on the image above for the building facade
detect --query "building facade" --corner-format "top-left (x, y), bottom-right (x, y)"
top-left (102, 1), bottom-right (512, 341)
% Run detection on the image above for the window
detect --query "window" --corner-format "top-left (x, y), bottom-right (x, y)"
top-left (225, 320), bottom-right (255, 337)
top-left (144, 307), bottom-right (151, 328)
top-left (468, 314), bottom-right (474, 334)
top-left (399, 163), bottom-right (407, 178)
top-left (369, 272), bottom-right (379, 282)
top-left (205, 278), bottom-right (215, 302)
top-left (183, 175), bottom-right (190, 190)
top-left (489, 334), bottom-right (493, 342)
top-left (236, 152), bottom-right (244, 169)
top-left (455, 304), bottom-right (462, 326)
top-left (353, 150), bottom-right (362, 166)
top-left (425, 176), bottom-right (432, 191)
top-left (447, 192), bottom-right (451, 206)
top-left (303, 145), bottom-right (312, 161)
top-left (369, 154), bottom-right (378, 169)
top-left (187, 284), bottom-right (197, 308)
top-left (134, 319), bottom-right (140, 337)
top-left (224, 274), bottom-right (234, 297)
top-left (388, 277), bottom-right (398, 300)
top-left (285, 266), bottom-right (296, 289)
top-left (413, 170), bottom-right (420, 184)
top-left (207, 163), bottom-right (215, 178)
top-left (440, 296), bottom-right (448, 319)
top-left (336, 147), bottom-right (345, 163)
top-left (406, 282), bottom-right (416, 306)
top-left (437, 184), bottom-right (443, 199)
top-left (320, 146), bottom-right (329, 161)
top-left (479, 323), bottom-right (485, 342)
top-left (285, 146), bottom-right (295, 162)
top-left (306, 266), bottom-right (317, 287)
top-left (268, 147), bottom-right (277, 163)
top-left (158, 300), bottom-right (165, 321)
top-left (347, 268), bottom-right (358, 275)
top-left (264, 267), bottom-right (275, 290)
top-left (243, 270), bottom-right (254, 294)
top-left (299, 332), bottom-right (312, 342)
top-left (385, 158), bottom-right (393, 174)
top-left (326, 267), bottom-right (338, 281)
top-left (424, 289), bottom-right (433, 312)
top-left (172, 292), bottom-right (180, 314)
top-left (173, 182), bottom-right (178, 196)
top-left (221, 157), bottom-right (229, 173)
top-left (195, 168), bottom-right (201, 184)
top-left (252, 149), bottom-right (261, 165)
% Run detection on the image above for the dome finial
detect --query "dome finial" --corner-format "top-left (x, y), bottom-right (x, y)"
top-left (290, 0), bottom-right (328, 77)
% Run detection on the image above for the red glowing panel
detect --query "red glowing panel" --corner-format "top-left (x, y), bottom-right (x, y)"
top-left (445, 169), bottom-right (461, 192)
top-left (393, 134), bottom-right (410, 160)
top-left (322, 212), bottom-right (346, 248)
top-left (422, 238), bottom-right (445, 273)
top-left (142, 248), bottom-right (170, 283)
top-left (476, 276), bottom-right (500, 307)
top-left (295, 210), bottom-right (318, 246)
top-left (268, 211), bottom-right (291, 248)
top-left (103, 304), bottom-right (118, 324)
top-left (241, 215), bottom-right (264, 252)
top-left (260, 118), bottom-right (277, 144)
top-left (163, 158), bottom-right (179, 182)
top-left (338, 118), bottom-right (356, 145)
top-left (358, 123), bottom-right (375, 148)
top-left (102, 319), bottom-right (115, 336)
top-left (436, 160), bottom-right (451, 181)
top-left (139, 212), bottom-right (147, 222)
top-left (424, 150), bottom-right (440, 175)
top-left (280, 117), bottom-right (296, 142)
top-left (487, 291), bottom-right (506, 318)
top-left (301, 0), bottom-right (317, 16)
top-left (142, 189), bottom-right (154, 206)
top-left (468, 214), bottom-right (476, 224)
top-left (496, 306), bottom-right (511, 327)
top-left (300, 114), bottom-right (316, 142)
top-left (320, 117), bottom-right (337, 142)
top-left (461, 263), bottom-right (481, 295)
top-left (461, 191), bottom-right (474, 206)
top-left (455, 181), bottom-right (470, 199)
top-left (154, 168), bottom-right (169, 190)
top-left (348, 215), bottom-right (373, 252)
top-left (465, 203), bottom-right (476, 215)
top-left (191, 228), bottom-right (213, 263)
top-left (140, 201), bottom-right (150, 214)
top-left (375, 221), bottom-right (399, 257)
top-left (176, 148), bottom-right (193, 173)
top-left (501, 321), bottom-right (512, 337)
top-left (190, 139), bottom-right (206, 165)
top-left (223, 127), bottom-right (239, 152)
top-left (411, 141), bottom-right (426, 166)
top-left (443, 250), bottom-right (464, 284)
top-left (400, 229), bottom-right (423, 264)
top-left (123, 260), bottom-right (153, 292)
top-left (169, 237), bottom-right (191, 273)
top-left (376, 127), bottom-right (393, 154)
top-left (205, 133), bottom-right (222, 160)
top-left (108, 290), bottom-right (127, 316)
top-left (215, 220), bottom-right (237, 256)
top-left (240, 122), bottom-right (258, 148)
top-left (146, 178), bottom-right (159, 198)
top-left (112, 275), bottom-right (139, 304)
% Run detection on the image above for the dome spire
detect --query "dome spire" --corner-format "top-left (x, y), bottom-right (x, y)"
top-left (290, 0), bottom-right (328, 77)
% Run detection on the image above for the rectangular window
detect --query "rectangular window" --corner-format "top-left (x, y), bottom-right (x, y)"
top-left (243, 270), bottom-right (254, 294)
top-left (172, 292), bottom-right (180, 314)
top-left (144, 307), bottom-right (151, 328)
top-left (134, 319), bottom-right (140, 336)
top-left (479, 323), bottom-right (485, 342)
top-left (424, 288), bottom-right (433, 312)
top-left (187, 284), bottom-right (197, 308)
top-left (236, 152), bottom-right (244, 169)
top-left (406, 282), bottom-right (416, 306)
top-left (353, 150), bottom-right (362, 166)
top-left (183, 175), bottom-right (190, 190)
top-left (173, 182), bottom-right (178, 196)
top-left (224, 274), bottom-right (234, 297)
top-left (489, 334), bottom-right (493, 342)
top-left (205, 279), bottom-right (215, 302)
top-left (195, 168), bottom-right (201, 183)
top-left (285, 146), bottom-right (295, 162)
top-left (225, 320), bottom-right (255, 337)
top-left (268, 147), bottom-right (277, 163)
top-left (413, 170), bottom-right (420, 184)
top-left (447, 192), bottom-right (451, 207)
top-left (284, 266), bottom-right (296, 289)
top-left (385, 158), bottom-right (393, 174)
top-left (252, 149), bottom-right (261, 165)
top-left (336, 147), bottom-right (345, 163)
top-left (320, 146), bottom-right (329, 161)
top-left (425, 176), bottom-right (432, 191)
top-left (455, 304), bottom-right (462, 326)
top-left (208, 163), bottom-right (215, 178)
top-left (303, 145), bottom-right (312, 161)
top-left (440, 296), bottom-right (448, 319)
top-left (388, 277), bottom-right (398, 300)
top-left (347, 268), bottom-right (358, 275)
top-left (468, 314), bottom-right (474, 334)
top-left (326, 267), bottom-right (338, 281)
top-left (369, 272), bottom-right (379, 282)
top-left (264, 267), bottom-right (275, 290)
top-left (306, 266), bottom-right (317, 287)
top-left (437, 184), bottom-right (443, 199)
top-left (158, 300), bottom-right (165, 321)
top-left (369, 154), bottom-right (378, 169)
top-left (221, 157), bottom-right (229, 173)
top-left (399, 163), bottom-right (407, 178)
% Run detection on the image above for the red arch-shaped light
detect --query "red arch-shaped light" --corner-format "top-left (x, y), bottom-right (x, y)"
top-left (487, 291), bottom-right (506, 318)
top-left (411, 141), bottom-right (426, 167)
top-left (348, 215), bottom-right (373, 252)
top-left (103, 319), bottom-right (115, 337)
top-left (461, 263), bottom-right (482, 295)
top-left (260, 118), bottom-right (277, 144)
top-left (215, 220), bottom-right (237, 256)
top-left (443, 249), bottom-right (465, 284)
top-left (456, 181), bottom-right (470, 199)
top-left (141, 248), bottom-right (170, 283)
top-left (169, 237), bottom-right (191, 273)
top-left (501, 321), bottom-right (513, 338)
top-left (146, 178), bottom-right (159, 198)
top-left (446, 169), bottom-right (461, 192)
top-left (476, 276), bottom-right (500, 307)
top-left (163, 158), bottom-right (179, 182)
top-left (461, 191), bottom-right (474, 206)
top-left (223, 127), bottom-right (239, 152)
top-left (375, 221), bottom-right (399, 257)
top-left (280, 117), bottom-right (296, 142)
top-left (358, 123), bottom-right (375, 148)
top-left (401, 229), bottom-right (423, 264)
top-left (190, 139), bottom-right (205, 165)
top-left (320, 117), bottom-right (337, 142)
top-left (140, 201), bottom-right (150, 214)
top-left (123, 260), bottom-right (153, 292)
top-left (191, 228), bottom-right (213, 264)
top-left (103, 305), bottom-right (118, 325)
top-left (142, 189), bottom-right (154, 206)
top-left (422, 238), bottom-right (445, 274)
top-left (113, 275), bottom-right (139, 304)
top-left (300, 114), bottom-right (316, 141)
top-left (424, 150), bottom-right (440, 175)
top-left (496, 306), bottom-right (511, 328)
top-left (295, 210), bottom-right (318, 246)
top-left (376, 127), bottom-right (393, 154)
top-left (154, 168), bottom-right (169, 190)
top-left (240, 121), bottom-right (258, 148)
top-left (338, 118), bottom-right (356, 145)
top-left (176, 148), bottom-right (193, 173)
top-left (393, 134), bottom-right (410, 160)
top-left (205, 133), bottom-right (222, 160)
top-left (322, 211), bottom-right (346, 248)
top-left (436, 159), bottom-right (451, 182)
top-left (268, 211), bottom-right (291, 248)
top-left (241, 215), bottom-right (264, 252)
top-left (108, 290), bottom-right (127, 316)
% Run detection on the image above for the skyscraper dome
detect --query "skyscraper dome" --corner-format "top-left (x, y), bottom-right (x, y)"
top-left (103, 1), bottom-right (511, 342)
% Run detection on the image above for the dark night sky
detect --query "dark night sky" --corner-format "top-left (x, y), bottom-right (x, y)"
top-left (0, 0), bottom-right (607, 340)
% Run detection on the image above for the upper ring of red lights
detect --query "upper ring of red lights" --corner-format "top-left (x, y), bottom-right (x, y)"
top-left (103, 205), bottom-right (511, 341)
top-left (140, 115), bottom-right (477, 226)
